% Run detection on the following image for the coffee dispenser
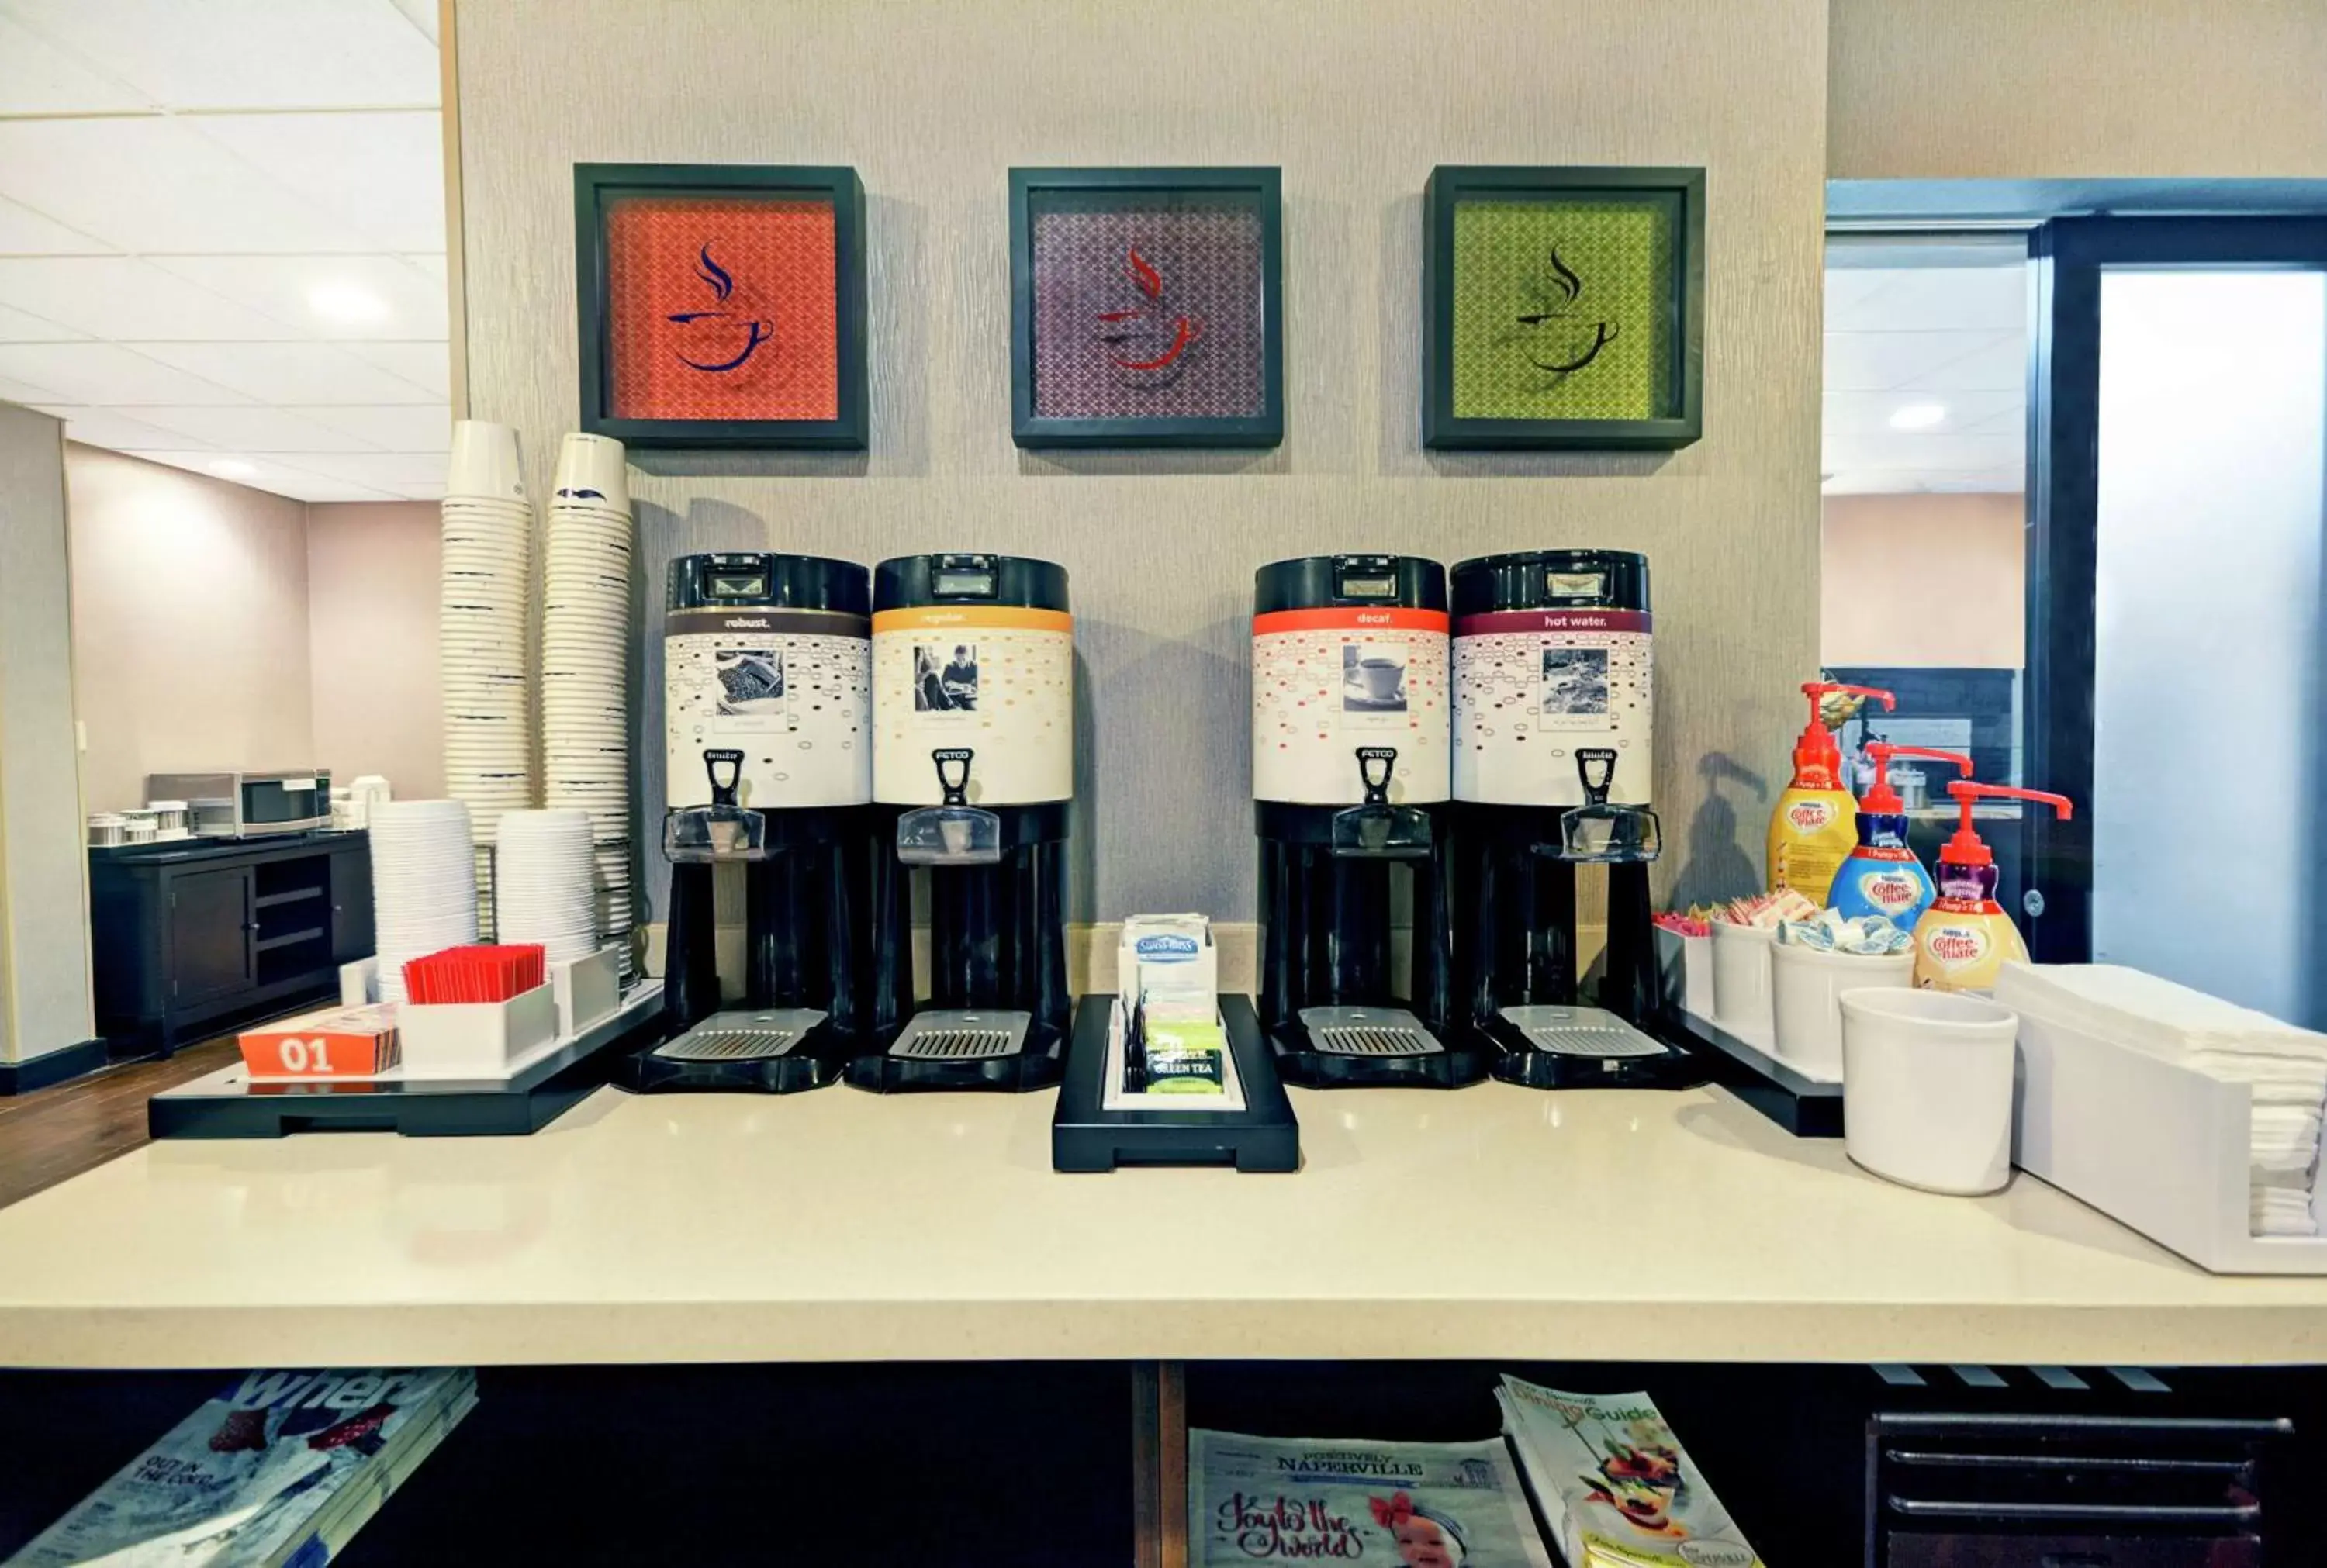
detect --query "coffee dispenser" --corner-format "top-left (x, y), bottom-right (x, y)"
top-left (1447, 550), bottom-right (1690, 1087)
top-left (1252, 554), bottom-right (1489, 1088)
top-left (848, 553), bottom-right (1074, 1092)
top-left (621, 552), bottom-right (886, 1093)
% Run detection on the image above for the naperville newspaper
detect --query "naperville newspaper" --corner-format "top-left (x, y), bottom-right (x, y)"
top-left (1191, 1429), bottom-right (1555, 1566)
top-left (1497, 1377), bottom-right (1762, 1568)
top-left (5, 1367), bottom-right (473, 1568)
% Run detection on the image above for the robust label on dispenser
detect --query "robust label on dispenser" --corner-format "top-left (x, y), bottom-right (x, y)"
top-left (873, 606), bottom-right (1073, 806)
top-left (1452, 610), bottom-right (1652, 806)
top-left (1252, 608), bottom-right (1449, 806)
top-left (665, 608), bottom-right (871, 810)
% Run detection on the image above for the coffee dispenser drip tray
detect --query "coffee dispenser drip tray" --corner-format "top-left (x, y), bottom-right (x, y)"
top-left (1487, 1003), bottom-right (1703, 1091)
top-left (1299, 1007), bottom-right (1443, 1058)
top-left (887, 1009), bottom-right (1032, 1062)
top-left (654, 1009), bottom-right (826, 1062)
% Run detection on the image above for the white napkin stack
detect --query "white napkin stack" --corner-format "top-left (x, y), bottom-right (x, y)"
top-left (1997, 964), bottom-right (2327, 1236)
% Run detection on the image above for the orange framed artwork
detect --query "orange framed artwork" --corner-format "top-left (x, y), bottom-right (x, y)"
top-left (576, 164), bottom-right (868, 449)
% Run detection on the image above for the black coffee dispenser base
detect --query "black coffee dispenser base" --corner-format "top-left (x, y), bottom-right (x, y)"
top-left (1478, 1008), bottom-right (1708, 1092)
top-left (614, 1019), bottom-right (857, 1097)
top-left (1268, 1016), bottom-right (1495, 1090)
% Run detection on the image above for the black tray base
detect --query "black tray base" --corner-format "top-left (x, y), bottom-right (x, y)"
top-left (147, 993), bottom-right (663, 1138)
top-left (1268, 1016), bottom-right (1494, 1090)
top-left (1665, 1008), bottom-right (1844, 1138)
top-left (842, 1021), bottom-right (1067, 1094)
top-left (1479, 1012), bottom-right (1712, 1091)
top-left (613, 1023), bottom-right (856, 1095)
top-left (1052, 996), bottom-right (1299, 1173)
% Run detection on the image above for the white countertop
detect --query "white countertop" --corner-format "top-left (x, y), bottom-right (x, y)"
top-left (3, 1080), bottom-right (2325, 1369)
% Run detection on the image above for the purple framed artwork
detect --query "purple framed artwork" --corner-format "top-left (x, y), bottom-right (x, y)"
top-left (1009, 167), bottom-right (1283, 449)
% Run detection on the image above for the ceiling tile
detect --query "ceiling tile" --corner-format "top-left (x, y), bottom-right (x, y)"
top-left (0, 12), bottom-right (155, 114)
top-left (193, 110), bottom-right (444, 253)
top-left (0, 300), bottom-right (85, 342)
top-left (285, 450), bottom-right (448, 488)
top-left (0, 369), bottom-right (62, 403)
top-left (296, 402), bottom-right (448, 451)
top-left (1823, 430), bottom-right (2025, 478)
top-left (403, 253), bottom-right (446, 282)
top-left (0, 118), bottom-right (363, 253)
top-left (390, 477), bottom-right (445, 500)
top-left (126, 341), bottom-right (435, 404)
top-left (1896, 332), bottom-right (2028, 393)
top-left (0, 342), bottom-right (246, 403)
top-left (128, 404), bottom-right (384, 453)
top-left (1821, 388), bottom-right (2022, 437)
top-left (149, 254), bottom-right (446, 340)
top-left (0, 257), bottom-right (295, 340)
top-left (1824, 330), bottom-right (2000, 392)
top-left (0, 192), bottom-right (113, 257)
top-left (1827, 265), bottom-right (2028, 334)
top-left (135, 449), bottom-right (397, 503)
top-left (341, 340), bottom-right (449, 399)
top-left (0, 0), bottom-right (437, 111)
top-left (29, 404), bottom-right (192, 451)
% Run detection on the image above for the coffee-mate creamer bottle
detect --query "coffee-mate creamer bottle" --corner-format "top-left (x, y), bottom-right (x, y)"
top-left (1768, 681), bottom-right (1894, 906)
top-left (1912, 781), bottom-right (2073, 992)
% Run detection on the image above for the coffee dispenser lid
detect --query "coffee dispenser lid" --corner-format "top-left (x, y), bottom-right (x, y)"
top-left (1254, 554), bottom-right (1447, 615)
top-left (667, 552), bottom-right (870, 615)
top-left (875, 553), bottom-right (1069, 613)
top-left (1450, 550), bottom-right (1648, 616)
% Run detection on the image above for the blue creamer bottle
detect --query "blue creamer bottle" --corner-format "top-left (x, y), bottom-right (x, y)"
top-left (1829, 742), bottom-right (1973, 928)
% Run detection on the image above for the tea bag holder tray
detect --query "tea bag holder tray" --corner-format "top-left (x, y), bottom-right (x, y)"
top-left (1053, 995), bottom-right (1300, 1173)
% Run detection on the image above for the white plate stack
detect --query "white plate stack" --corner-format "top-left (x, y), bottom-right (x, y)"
top-left (441, 420), bottom-right (538, 933)
top-left (368, 800), bottom-right (480, 1004)
top-left (493, 808), bottom-right (599, 966)
top-left (541, 432), bottom-right (636, 978)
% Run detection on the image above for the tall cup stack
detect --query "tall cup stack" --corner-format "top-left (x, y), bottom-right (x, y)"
top-left (439, 420), bottom-right (538, 932)
top-left (541, 433), bottom-right (636, 978)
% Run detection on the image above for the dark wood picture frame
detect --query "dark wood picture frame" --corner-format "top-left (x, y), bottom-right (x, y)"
top-left (1423, 164), bottom-right (1705, 451)
top-left (1009, 165), bottom-right (1284, 449)
top-left (575, 162), bottom-right (869, 450)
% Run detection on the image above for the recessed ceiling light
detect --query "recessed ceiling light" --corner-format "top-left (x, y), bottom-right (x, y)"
top-left (307, 281), bottom-right (389, 324)
top-left (1889, 402), bottom-right (1948, 430)
top-left (207, 458), bottom-right (258, 479)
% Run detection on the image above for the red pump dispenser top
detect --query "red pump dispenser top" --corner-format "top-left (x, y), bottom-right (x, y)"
top-left (1861, 744), bottom-right (1973, 813)
top-left (1941, 781), bottom-right (2073, 869)
top-left (1790, 682), bottom-right (1895, 788)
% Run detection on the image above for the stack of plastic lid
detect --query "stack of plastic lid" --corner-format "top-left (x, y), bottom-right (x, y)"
top-left (368, 800), bottom-right (481, 1004)
top-left (440, 420), bottom-right (537, 934)
top-left (492, 808), bottom-right (599, 966)
top-left (541, 432), bottom-right (634, 977)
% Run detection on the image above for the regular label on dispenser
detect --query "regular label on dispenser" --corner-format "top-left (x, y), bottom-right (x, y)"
top-left (1252, 607), bottom-right (1450, 806)
top-left (1452, 608), bottom-right (1651, 806)
top-left (665, 606), bottom-right (871, 810)
top-left (873, 605), bottom-right (1073, 805)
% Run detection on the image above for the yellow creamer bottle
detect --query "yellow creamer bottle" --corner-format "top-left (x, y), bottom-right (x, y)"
top-left (1768, 680), bottom-right (1894, 905)
top-left (1912, 780), bottom-right (2074, 992)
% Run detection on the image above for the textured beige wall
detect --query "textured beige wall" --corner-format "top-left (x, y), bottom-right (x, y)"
top-left (306, 501), bottom-right (444, 802)
top-left (64, 445), bottom-right (317, 813)
top-left (1829, 0), bottom-right (2327, 179)
top-left (1823, 492), bottom-right (2026, 668)
top-left (0, 405), bottom-right (93, 1062)
top-left (453, 0), bottom-right (1828, 917)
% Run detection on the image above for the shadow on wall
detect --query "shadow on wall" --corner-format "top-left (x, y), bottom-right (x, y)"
top-left (1670, 751), bottom-right (1767, 911)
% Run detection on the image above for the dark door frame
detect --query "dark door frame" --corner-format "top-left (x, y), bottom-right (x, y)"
top-left (2024, 216), bottom-right (2327, 962)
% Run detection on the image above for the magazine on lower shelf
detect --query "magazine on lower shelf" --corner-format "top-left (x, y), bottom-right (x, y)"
top-left (5, 1367), bottom-right (476, 1568)
top-left (1497, 1376), bottom-right (1762, 1568)
top-left (1190, 1428), bottom-right (1554, 1566)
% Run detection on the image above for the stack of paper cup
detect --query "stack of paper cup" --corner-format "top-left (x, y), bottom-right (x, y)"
top-left (493, 808), bottom-right (599, 966)
top-left (368, 800), bottom-right (480, 1004)
top-left (441, 420), bottom-right (538, 934)
top-left (541, 432), bottom-right (634, 977)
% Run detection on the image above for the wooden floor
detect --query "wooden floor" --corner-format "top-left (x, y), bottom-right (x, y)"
top-left (0, 1035), bottom-right (240, 1211)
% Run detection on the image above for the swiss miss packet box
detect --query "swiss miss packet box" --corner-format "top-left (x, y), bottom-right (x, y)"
top-left (239, 1003), bottom-right (399, 1080)
top-left (1119, 913), bottom-right (1217, 1001)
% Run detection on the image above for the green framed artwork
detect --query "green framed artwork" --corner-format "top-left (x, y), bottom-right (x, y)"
top-left (1423, 165), bottom-right (1704, 451)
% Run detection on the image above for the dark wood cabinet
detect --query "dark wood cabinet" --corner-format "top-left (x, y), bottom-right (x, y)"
top-left (89, 832), bottom-right (373, 1056)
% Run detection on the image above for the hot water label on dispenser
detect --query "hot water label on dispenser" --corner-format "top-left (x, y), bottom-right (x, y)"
top-left (873, 604), bottom-right (1073, 804)
top-left (1252, 606), bottom-right (1450, 805)
top-left (665, 605), bottom-right (871, 810)
top-left (1453, 608), bottom-right (1652, 806)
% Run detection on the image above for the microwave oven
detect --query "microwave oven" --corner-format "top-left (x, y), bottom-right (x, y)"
top-left (145, 770), bottom-right (333, 838)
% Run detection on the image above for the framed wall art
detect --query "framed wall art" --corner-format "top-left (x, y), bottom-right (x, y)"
top-left (1010, 166), bottom-right (1284, 449)
top-left (575, 163), bottom-right (868, 449)
top-left (1423, 165), bottom-right (1704, 451)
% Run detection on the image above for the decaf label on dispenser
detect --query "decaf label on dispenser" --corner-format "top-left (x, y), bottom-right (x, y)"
top-left (1252, 606), bottom-right (1450, 806)
top-left (1453, 608), bottom-right (1652, 806)
top-left (665, 606), bottom-right (871, 810)
top-left (873, 605), bottom-right (1073, 805)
